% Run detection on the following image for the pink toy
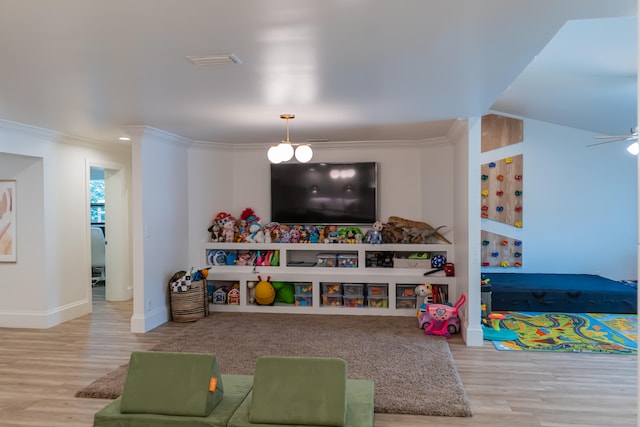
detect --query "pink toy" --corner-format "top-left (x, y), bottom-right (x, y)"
top-left (420, 294), bottom-right (466, 338)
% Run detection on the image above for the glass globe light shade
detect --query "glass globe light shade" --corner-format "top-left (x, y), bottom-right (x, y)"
top-left (278, 142), bottom-right (294, 162)
top-left (626, 141), bottom-right (639, 155)
top-left (295, 145), bottom-right (313, 163)
top-left (267, 145), bottom-right (282, 163)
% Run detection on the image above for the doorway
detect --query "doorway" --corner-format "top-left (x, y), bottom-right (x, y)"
top-left (88, 163), bottom-right (132, 304)
top-left (89, 167), bottom-right (106, 299)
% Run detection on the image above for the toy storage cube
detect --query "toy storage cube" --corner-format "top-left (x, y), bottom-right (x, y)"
top-left (337, 253), bottom-right (358, 268)
top-left (366, 284), bottom-right (388, 297)
top-left (322, 294), bottom-right (343, 306)
top-left (316, 253), bottom-right (337, 267)
top-left (294, 294), bottom-right (312, 306)
top-left (343, 283), bottom-right (364, 296)
top-left (343, 296), bottom-right (365, 307)
top-left (321, 282), bottom-right (343, 295)
top-left (367, 296), bottom-right (388, 308)
top-left (294, 283), bottom-right (313, 295)
top-left (396, 296), bottom-right (416, 309)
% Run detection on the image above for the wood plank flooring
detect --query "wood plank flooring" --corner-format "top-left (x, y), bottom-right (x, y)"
top-left (0, 287), bottom-right (636, 426)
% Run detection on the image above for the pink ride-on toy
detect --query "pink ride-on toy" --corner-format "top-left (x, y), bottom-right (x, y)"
top-left (419, 294), bottom-right (466, 338)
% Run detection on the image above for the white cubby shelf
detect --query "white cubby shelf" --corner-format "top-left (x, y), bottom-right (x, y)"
top-left (201, 242), bottom-right (455, 316)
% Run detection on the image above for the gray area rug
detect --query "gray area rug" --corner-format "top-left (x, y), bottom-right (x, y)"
top-left (76, 312), bottom-right (472, 417)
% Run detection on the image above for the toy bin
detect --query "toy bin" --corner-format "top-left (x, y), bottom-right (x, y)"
top-left (322, 294), bottom-right (343, 306)
top-left (367, 296), bottom-right (389, 308)
top-left (316, 253), bottom-right (337, 267)
top-left (366, 283), bottom-right (388, 297)
top-left (321, 282), bottom-right (343, 295)
top-left (342, 283), bottom-right (364, 296)
top-left (343, 296), bottom-right (365, 308)
top-left (337, 253), bottom-right (358, 268)
top-left (396, 284), bottom-right (417, 298)
top-left (396, 296), bottom-right (416, 309)
top-left (294, 282), bottom-right (313, 295)
top-left (294, 294), bottom-right (313, 307)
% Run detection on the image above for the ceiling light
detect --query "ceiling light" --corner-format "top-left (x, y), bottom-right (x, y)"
top-left (626, 141), bottom-right (639, 155)
top-left (267, 114), bottom-right (313, 164)
top-left (185, 53), bottom-right (242, 66)
top-left (118, 136), bottom-right (130, 141)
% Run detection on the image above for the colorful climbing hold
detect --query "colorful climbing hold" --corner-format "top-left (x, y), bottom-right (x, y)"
top-left (489, 162), bottom-right (496, 168)
top-left (481, 174), bottom-right (488, 180)
top-left (514, 206), bottom-right (522, 212)
top-left (515, 190), bottom-right (522, 196)
top-left (514, 174), bottom-right (523, 181)
top-left (496, 174), bottom-right (504, 181)
top-left (505, 157), bottom-right (513, 164)
top-left (500, 261), bottom-right (509, 267)
top-left (482, 240), bottom-right (490, 246)
top-left (491, 252), bottom-right (499, 257)
top-left (496, 190), bottom-right (504, 196)
top-left (481, 189), bottom-right (489, 196)
top-left (514, 221), bottom-right (523, 228)
top-left (496, 206), bottom-right (504, 212)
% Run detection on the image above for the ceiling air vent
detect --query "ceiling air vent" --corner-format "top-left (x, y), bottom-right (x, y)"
top-left (185, 53), bottom-right (242, 66)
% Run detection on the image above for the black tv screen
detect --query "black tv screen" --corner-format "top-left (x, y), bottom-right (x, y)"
top-left (271, 162), bottom-right (378, 224)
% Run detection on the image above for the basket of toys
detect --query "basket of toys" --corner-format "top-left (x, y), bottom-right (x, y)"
top-left (169, 269), bottom-right (210, 322)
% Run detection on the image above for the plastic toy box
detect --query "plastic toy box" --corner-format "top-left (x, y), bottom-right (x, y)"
top-left (342, 283), bottom-right (364, 296)
top-left (316, 253), bottom-right (337, 267)
top-left (366, 284), bottom-right (388, 297)
top-left (396, 296), bottom-right (416, 309)
top-left (337, 253), bottom-right (358, 268)
top-left (294, 294), bottom-right (312, 306)
top-left (367, 296), bottom-right (389, 308)
top-left (343, 296), bottom-right (365, 307)
top-left (321, 283), bottom-right (342, 295)
top-left (322, 294), bottom-right (343, 306)
top-left (294, 283), bottom-right (312, 295)
top-left (396, 284), bottom-right (417, 297)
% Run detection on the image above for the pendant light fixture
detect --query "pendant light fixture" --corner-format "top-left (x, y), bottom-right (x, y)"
top-left (267, 114), bottom-right (313, 163)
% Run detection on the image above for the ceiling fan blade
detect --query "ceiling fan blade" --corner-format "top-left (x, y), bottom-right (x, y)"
top-left (593, 135), bottom-right (630, 139)
top-left (587, 137), bottom-right (633, 147)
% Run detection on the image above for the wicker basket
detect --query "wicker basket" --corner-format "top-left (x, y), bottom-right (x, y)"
top-left (170, 280), bottom-right (209, 322)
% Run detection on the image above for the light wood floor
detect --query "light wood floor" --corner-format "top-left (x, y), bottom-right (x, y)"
top-left (0, 287), bottom-right (636, 427)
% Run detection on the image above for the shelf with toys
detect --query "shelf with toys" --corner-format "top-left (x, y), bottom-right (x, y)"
top-left (201, 242), bottom-right (455, 316)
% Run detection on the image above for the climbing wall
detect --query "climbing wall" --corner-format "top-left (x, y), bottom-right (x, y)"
top-left (481, 113), bottom-right (524, 269)
top-left (481, 230), bottom-right (523, 267)
top-left (480, 154), bottom-right (523, 227)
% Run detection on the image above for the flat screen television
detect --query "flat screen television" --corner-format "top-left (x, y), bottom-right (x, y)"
top-left (270, 162), bottom-right (378, 224)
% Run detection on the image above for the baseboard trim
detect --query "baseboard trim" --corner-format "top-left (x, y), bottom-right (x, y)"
top-left (0, 298), bottom-right (90, 329)
top-left (130, 305), bottom-right (170, 333)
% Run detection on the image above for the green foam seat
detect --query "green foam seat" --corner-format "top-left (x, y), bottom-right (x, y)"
top-left (93, 374), bottom-right (253, 427)
top-left (228, 379), bottom-right (374, 427)
top-left (119, 351), bottom-right (224, 417)
top-left (249, 356), bottom-right (348, 426)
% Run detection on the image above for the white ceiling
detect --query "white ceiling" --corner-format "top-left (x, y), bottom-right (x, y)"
top-left (0, 1), bottom-right (636, 145)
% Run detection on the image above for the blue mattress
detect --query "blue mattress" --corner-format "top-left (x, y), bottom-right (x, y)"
top-left (484, 273), bottom-right (637, 314)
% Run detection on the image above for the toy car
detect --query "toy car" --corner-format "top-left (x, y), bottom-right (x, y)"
top-left (418, 307), bottom-right (461, 335)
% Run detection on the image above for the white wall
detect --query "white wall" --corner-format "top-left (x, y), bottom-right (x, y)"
top-left (187, 140), bottom-right (456, 254)
top-left (0, 120), bottom-right (131, 328)
top-left (481, 118), bottom-right (638, 281)
top-left (130, 128), bottom-right (190, 333)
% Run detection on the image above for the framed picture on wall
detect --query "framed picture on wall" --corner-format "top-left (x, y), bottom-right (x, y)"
top-left (0, 180), bottom-right (16, 262)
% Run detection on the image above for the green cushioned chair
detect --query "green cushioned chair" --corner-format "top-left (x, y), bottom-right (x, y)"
top-left (228, 356), bottom-right (374, 427)
top-left (120, 351), bottom-right (224, 417)
top-left (94, 374), bottom-right (254, 427)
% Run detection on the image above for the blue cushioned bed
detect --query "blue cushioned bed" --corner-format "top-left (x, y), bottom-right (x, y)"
top-left (483, 273), bottom-right (637, 314)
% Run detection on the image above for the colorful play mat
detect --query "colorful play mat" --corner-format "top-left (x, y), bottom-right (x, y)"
top-left (491, 312), bottom-right (637, 354)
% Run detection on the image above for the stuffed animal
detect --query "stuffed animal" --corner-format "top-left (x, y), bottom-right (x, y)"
top-left (222, 216), bottom-right (236, 243)
top-left (207, 223), bottom-right (222, 242)
top-left (254, 275), bottom-right (275, 305)
top-left (365, 221), bottom-right (384, 244)
top-left (415, 284), bottom-right (433, 306)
